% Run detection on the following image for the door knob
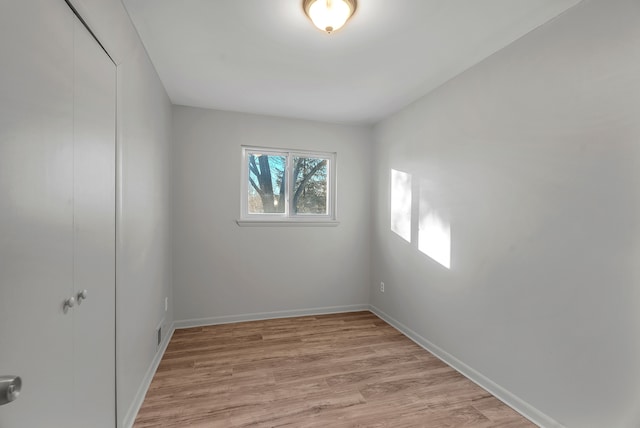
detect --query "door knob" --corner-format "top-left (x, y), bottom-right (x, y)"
top-left (63, 296), bottom-right (75, 313)
top-left (0, 376), bottom-right (22, 406)
top-left (77, 289), bottom-right (88, 304)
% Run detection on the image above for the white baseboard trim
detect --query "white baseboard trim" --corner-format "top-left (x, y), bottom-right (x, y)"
top-left (174, 304), bottom-right (370, 329)
top-left (121, 321), bottom-right (176, 428)
top-left (368, 305), bottom-right (564, 428)
top-left (125, 305), bottom-right (554, 428)
top-left (122, 305), bottom-right (368, 426)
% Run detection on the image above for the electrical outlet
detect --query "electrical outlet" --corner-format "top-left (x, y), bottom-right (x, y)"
top-left (164, 297), bottom-right (168, 312)
top-left (380, 282), bottom-right (385, 293)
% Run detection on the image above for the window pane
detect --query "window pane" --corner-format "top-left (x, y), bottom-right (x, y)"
top-left (293, 156), bottom-right (327, 215)
top-left (248, 153), bottom-right (285, 213)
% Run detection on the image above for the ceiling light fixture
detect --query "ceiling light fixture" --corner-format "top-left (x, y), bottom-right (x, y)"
top-left (303, 0), bottom-right (357, 34)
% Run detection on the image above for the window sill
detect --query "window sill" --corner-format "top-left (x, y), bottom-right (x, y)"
top-left (236, 219), bottom-right (340, 227)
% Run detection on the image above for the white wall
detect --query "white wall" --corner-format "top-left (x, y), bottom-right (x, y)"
top-left (115, 45), bottom-right (173, 427)
top-left (172, 106), bottom-right (371, 324)
top-left (67, 1), bottom-right (173, 427)
top-left (371, 0), bottom-right (640, 427)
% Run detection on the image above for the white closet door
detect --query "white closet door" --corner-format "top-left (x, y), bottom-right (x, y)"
top-left (71, 16), bottom-right (116, 428)
top-left (0, 1), bottom-right (75, 427)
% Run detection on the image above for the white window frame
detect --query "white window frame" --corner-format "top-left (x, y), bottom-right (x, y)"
top-left (238, 146), bottom-right (338, 226)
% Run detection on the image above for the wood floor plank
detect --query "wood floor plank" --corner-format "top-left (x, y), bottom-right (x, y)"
top-left (133, 311), bottom-right (536, 427)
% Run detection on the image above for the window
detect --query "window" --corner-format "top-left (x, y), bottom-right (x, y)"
top-left (239, 146), bottom-right (337, 225)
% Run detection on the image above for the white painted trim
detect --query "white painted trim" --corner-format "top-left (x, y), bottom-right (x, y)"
top-left (122, 305), bottom-right (367, 426)
top-left (368, 305), bottom-right (564, 428)
top-left (125, 305), bottom-right (557, 428)
top-left (240, 146), bottom-right (337, 222)
top-left (174, 304), bottom-right (369, 329)
top-left (122, 321), bottom-right (176, 428)
top-left (236, 219), bottom-right (339, 227)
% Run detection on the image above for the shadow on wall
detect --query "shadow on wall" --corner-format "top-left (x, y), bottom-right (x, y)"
top-left (390, 168), bottom-right (451, 269)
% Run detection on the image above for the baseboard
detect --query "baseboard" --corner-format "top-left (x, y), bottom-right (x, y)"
top-left (125, 305), bottom-right (553, 428)
top-left (121, 321), bottom-right (176, 428)
top-left (368, 305), bottom-right (564, 428)
top-left (174, 304), bottom-right (370, 329)
top-left (122, 305), bottom-right (367, 426)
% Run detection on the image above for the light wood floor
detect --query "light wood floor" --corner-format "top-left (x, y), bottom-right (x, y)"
top-left (134, 311), bottom-right (535, 427)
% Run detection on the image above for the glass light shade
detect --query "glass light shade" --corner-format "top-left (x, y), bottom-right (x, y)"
top-left (303, 0), bottom-right (357, 34)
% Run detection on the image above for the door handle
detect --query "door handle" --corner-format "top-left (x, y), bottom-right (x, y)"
top-left (0, 376), bottom-right (22, 406)
top-left (63, 296), bottom-right (75, 313)
top-left (77, 289), bottom-right (88, 304)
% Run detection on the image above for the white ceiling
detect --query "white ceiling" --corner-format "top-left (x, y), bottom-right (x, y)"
top-left (122, 0), bottom-right (581, 124)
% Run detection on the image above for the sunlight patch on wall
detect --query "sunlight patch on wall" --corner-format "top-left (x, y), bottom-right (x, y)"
top-left (390, 169), bottom-right (412, 242)
top-left (419, 187), bottom-right (451, 269)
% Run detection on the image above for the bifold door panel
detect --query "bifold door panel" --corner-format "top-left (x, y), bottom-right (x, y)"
top-left (0, 1), bottom-right (116, 427)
